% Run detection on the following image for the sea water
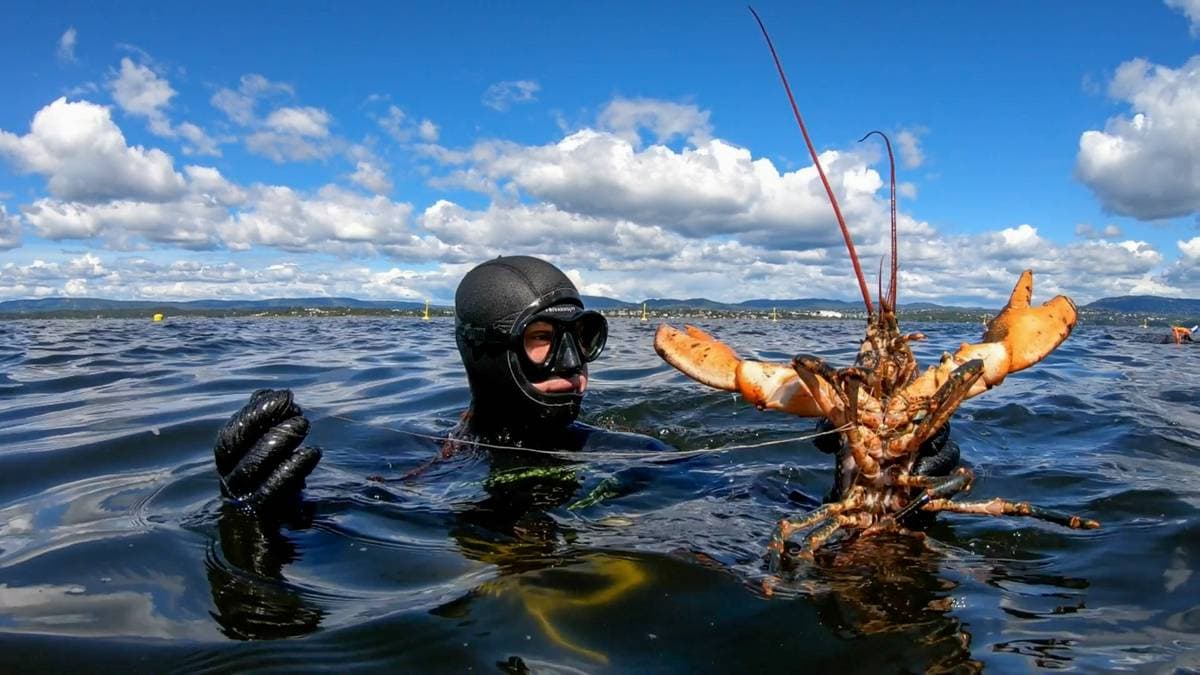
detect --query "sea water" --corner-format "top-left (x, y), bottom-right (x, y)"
top-left (0, 317), bottom-right (1196, 672)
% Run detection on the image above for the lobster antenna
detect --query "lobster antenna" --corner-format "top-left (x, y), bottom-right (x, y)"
top-left (749, 6), bottom-right (873, 316)
top-left (877, 257), bottom-right (885, 315)
top-left (858, 130), bottom-right (897, 310)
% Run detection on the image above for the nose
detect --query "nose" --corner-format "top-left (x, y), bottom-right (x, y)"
top-left (549, 333), bottom-right (582, 375)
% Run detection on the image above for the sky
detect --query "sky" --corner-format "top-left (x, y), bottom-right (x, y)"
top-left (3, 1), bottom-right (1200, 307)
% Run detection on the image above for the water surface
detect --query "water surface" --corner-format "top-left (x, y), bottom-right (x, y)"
top-left (0, 317), bottom-right (1196, 672)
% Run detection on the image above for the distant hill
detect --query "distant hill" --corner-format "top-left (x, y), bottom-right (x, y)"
top-left (1083, 296), bottom-right (1200, 315)
top-left (737, 298), bottom-right (868, 311)
top-left (580, 295), bottom-right (639, 310)
top-left (644, 297), bottom-right (731, 311)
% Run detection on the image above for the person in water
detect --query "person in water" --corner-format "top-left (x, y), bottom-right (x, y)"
top-left (212, 255), bottom-right (670, 516)
top-left (212, 254), bottom-right (958, 514)
top-left (1166, 325), bottom-right (1198, 344)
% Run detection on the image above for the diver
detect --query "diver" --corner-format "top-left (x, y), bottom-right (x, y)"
top-left (1164, 325), bottom-right (1198, 344)
top-left (211, 255), bottom-right (670, 520)
top-left (206, 255), bottom-right (671, 639)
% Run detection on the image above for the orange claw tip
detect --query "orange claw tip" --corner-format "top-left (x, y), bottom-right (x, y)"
top-left (653, 323), bottom-right (740, 391)
top-left (1008, 269), bottom-right (1034, 309)
top-left (982, 270), bottom-right (1077, 373)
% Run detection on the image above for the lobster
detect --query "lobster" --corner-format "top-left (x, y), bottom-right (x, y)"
top-left (654, 8), bottom-right (1098, 566)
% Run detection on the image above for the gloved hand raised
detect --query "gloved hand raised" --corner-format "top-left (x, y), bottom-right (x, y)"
top-left (214, 389), bottom-right (322, 513)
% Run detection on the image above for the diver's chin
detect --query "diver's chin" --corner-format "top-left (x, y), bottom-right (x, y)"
top-left (532, 373), bottom-right (588, 395)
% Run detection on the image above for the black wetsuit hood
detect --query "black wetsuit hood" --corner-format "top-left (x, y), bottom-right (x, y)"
top-left (454, 256), bottom-right (587, 441)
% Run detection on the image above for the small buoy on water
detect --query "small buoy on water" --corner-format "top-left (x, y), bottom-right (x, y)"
top-left (152, 313), bottom-right (164, 322)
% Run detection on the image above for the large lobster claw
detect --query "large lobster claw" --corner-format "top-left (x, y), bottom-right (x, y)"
top-left (912, 270), bottom-right (1076, 399)
top-left (654, 324), bottom-right (824, 416)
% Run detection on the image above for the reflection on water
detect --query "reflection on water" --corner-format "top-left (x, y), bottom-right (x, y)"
top-left (0, 317), bottom-right (1197, 672)
top-left (205, 504), bottom-right (325, 640)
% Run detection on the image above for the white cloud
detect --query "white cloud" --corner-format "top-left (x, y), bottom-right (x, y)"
top-left (222, 184), bottom-right (416, 251)
top-left (211, 74), bottom-right (294, 126)
top-left (377, 105), bottom-right (439, 144)
top-left (1166, 0), bottom-right (1200, 35)
top-left (1180, 235), bottom-right (1200, 260)
top-left (1076, 56), bottom-right (1200, 219)
top-left (4, 85), bottom-right (1198, 304)
top-left (57, 27), bottom-right (77, 63)
top-left (435, 128), bottom-right (881, 250)
top-left (175, 122), bottom-right (221, 157)
top-left (986, 223), bottom-right (1043, 257)
top-left (482, 80), bottom-right (539, 111)
top-left (597, 98), bottom-right (712, 147)
top-left (1158, 235), bottom-right (1200, 287)
top-left (184, 165), bottom-right (247, 205)
top-left (23, 196), bottom-right (230, 249)
top-left (18, 167), bottom-right (423, 255)
top-left (0, 205), bottom-right (21, 250)
top-left (245, 106), bottom-right (335, 162)
top-left (217, 92), bottom-right (337, 162)
top-left (348, 160), bottom-right (392, 194)
top-left (108, 58), bottom-right (176, 135)
top-left (418, 119), bottom-right (440, 142)
top-left (263, 106), bottom-right (330, 137)
top-left (421, 200), bottom-right (624, 250)
top-left (106, 57), bottom-right (220, 156)
top-left (0, 102), bottom-right (422, 256)
top-left (894, 127), bottom-right (926, 169)
top-left (0, 97), bottom-right (185, 203)
top-left (245, 132), bottom-right (335, 163)
top-left (0, 254), bottom-right (465, 302)
top-left (379, 105), bottom-right (408, 141)
top-left (1075, 222), bottom-right (1123, 239)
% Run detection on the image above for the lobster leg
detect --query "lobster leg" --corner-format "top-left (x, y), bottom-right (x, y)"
top-left (803, 519), bottom-right (844, 553)
top-left (910, 359), bottom-right (984, 447)
top-left (921, 497), bottom-right (1100, 529)
top-left (768, 503), bottom-right (842, 571)
top-left (895, 466), bottom-right (975, 494)
top-left (792, 354), bottom-right (846, 416)
top-left (892, 467), bottom-right (975, 522)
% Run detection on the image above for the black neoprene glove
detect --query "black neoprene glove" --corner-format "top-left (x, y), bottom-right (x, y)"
top-left (214, 389), bottom-right (322, 513)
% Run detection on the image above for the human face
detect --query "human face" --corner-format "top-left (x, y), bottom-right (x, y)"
top-left (522, 319), bottom-right (589, 394)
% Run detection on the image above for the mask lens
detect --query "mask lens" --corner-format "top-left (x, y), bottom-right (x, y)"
top-left (521, 320), bottom-right (557, 366)
top-left (517, 311), bottom-right (607, 368)
top-left (574, 312), bottom-right (607, 361)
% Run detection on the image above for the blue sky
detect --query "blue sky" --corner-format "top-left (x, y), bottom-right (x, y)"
top-left (2, 1), bottom-right (1200, 306)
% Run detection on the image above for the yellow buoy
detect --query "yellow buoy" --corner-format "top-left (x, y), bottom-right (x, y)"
top-left (152, 313), bottom-right (164, 322)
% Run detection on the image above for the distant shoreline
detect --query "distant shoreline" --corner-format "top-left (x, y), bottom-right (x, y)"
top-left (0, 306), bottom-right (1183, 327)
